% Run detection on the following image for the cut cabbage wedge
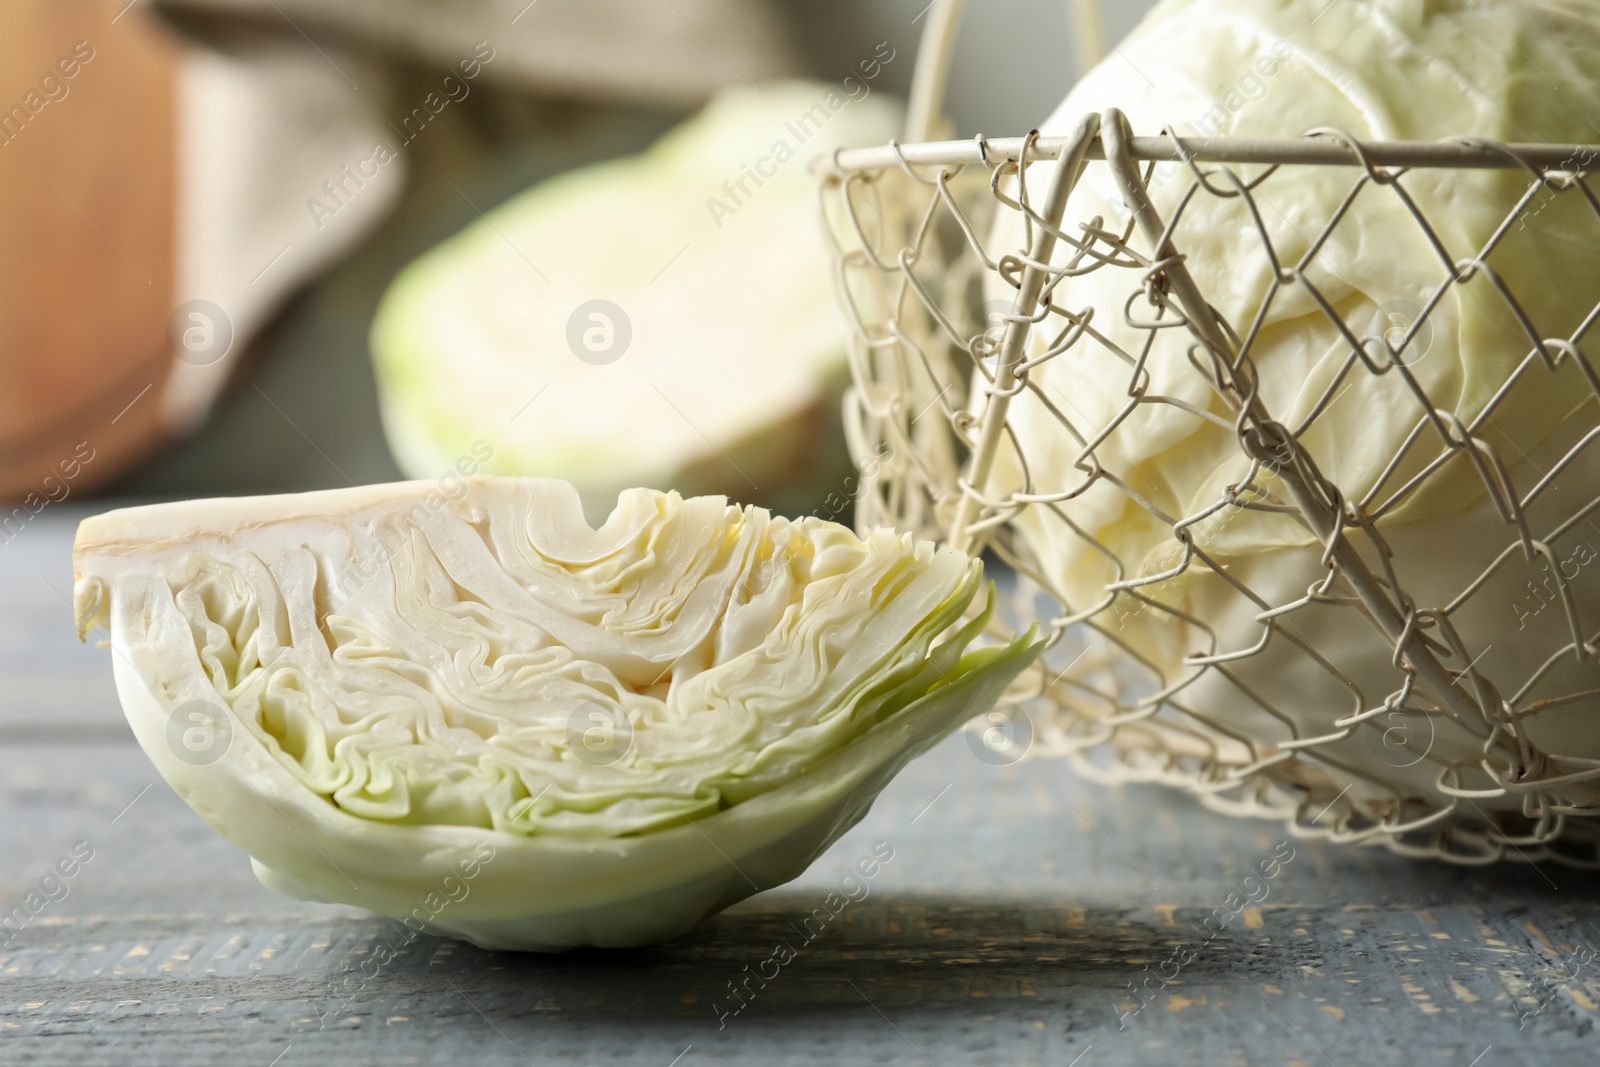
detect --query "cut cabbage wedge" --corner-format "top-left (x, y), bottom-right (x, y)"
top-left (73, 477), bottom-right (1038, 950)
top-left (371, 82), bottom-right (903, 521)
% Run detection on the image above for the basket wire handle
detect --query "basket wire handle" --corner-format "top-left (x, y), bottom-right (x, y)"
top-left (905, 0), bottom-right (1108, 142)
top-left (1099, 108), bottom-right (1504, 742)
top-left (950, 112), bottom-right (1101, 552)
top-left (1070, 0), bottom-right (1108, 76)
top-left (1100, 110), bottom-right (1238, 367)
top-left (905, 0), bottom-right (966, 142)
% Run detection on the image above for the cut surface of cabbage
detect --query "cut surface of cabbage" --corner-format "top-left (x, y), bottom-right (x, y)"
top-left (73, 477), bottom-right (1037, 949)
top-left (371, 81), bottom-right (901, 521)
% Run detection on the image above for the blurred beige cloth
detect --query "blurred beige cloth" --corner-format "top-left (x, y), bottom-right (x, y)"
top-left (164, 41), bottom-right (404, 435)
top-left (154, 0), bottom-right (798, 105)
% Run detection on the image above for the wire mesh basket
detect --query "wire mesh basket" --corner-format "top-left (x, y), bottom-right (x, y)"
top-left (818, 67), bottom-right (1600, 863)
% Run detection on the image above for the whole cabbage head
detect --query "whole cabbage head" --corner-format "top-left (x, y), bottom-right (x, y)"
top-left (984, 0), bottom-right (1600, 824)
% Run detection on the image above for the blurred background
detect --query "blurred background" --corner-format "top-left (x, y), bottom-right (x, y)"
top-left (0, 0), bottom-right (1161, 513)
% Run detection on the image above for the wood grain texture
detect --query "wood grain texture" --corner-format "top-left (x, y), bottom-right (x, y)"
top-left (3, 508), bottom-right (1596, 1066)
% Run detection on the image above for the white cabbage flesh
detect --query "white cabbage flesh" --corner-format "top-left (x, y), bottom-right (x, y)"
top-left (989, 0), bottom-right (1600, 809)
top-left (371, 81), bottom-right (902, 521)
top-left (73, 477), bottom-right (1036, 950)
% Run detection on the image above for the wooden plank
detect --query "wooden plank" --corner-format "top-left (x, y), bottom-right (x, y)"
top-left (3, 516), bottom-right (1597, 1065)
top-left (3, 741), bottom-right (1597, 1065)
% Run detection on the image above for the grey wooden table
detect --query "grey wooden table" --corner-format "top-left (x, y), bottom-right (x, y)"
top-left (3, 505), bottom-right (1596, 1066)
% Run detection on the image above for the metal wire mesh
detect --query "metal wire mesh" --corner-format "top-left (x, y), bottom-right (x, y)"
top-left (818, 109), bottom-right (1600, 865)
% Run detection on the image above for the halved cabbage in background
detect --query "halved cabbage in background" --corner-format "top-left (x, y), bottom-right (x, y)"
top-left (372, 81), bottom-right (902, 522)
top-left (73, 477), bottom-right (1037, 950)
